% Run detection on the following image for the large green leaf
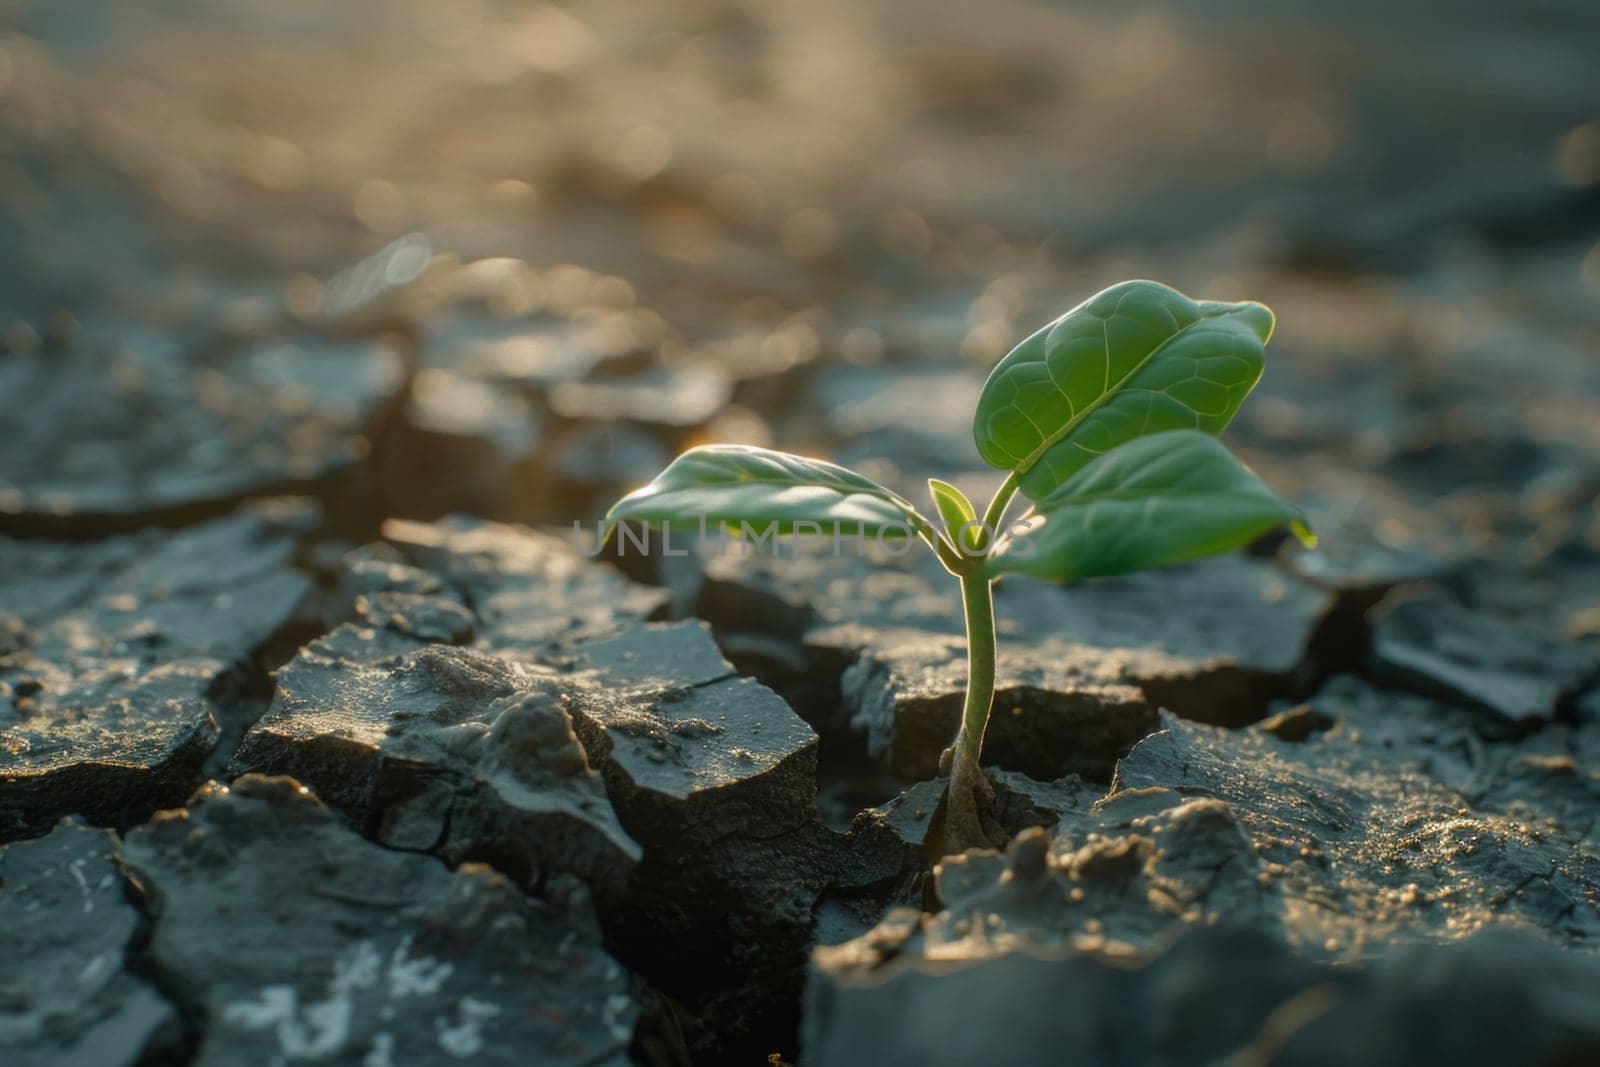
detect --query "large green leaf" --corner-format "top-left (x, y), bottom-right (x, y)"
top-left (604, 445), bottom-right (927, 541)
top-left (983, 430), bottom-right (1313, 583)
top-left (973, 280), bottom-right (1274, 503)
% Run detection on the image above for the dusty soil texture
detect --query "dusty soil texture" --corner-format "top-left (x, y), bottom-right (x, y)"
top-left (123, 775), bottom-right (639, 1066)
top-left (2, 1), bottom-right (1599, 1065)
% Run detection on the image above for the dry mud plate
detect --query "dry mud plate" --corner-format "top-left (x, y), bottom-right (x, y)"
top-left (3, 2), bottom-right (1600, 1065)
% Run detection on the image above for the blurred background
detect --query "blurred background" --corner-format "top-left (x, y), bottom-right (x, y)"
top-left (2, 0), bottom-right (1598, 572)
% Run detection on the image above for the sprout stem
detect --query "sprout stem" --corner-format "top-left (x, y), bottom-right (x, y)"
top-left (937, 470), bottom-right (1021, 851)
top-left (980, 470), bottom-right (1021, 538)
top-left (943, 569), bottom-right (997, 848)
top-left (919, 521), bottom-right (969, 575)
top-left (957, 571), bottom-right (996, 759)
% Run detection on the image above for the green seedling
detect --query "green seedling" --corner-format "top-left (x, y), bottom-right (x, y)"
top-left (605, 280), bottom-right (1314, 853)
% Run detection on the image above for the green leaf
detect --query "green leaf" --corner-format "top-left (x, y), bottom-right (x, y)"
top-left (604, 445), bottom-right (928, 542)
top-left (972, 280), bottom-right (1274, 503)
top-left (927, 478), bottom-right (984, 555)
top-left (983, 430), bottom-right (1313, 583)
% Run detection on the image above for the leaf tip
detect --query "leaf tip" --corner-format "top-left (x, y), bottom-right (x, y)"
top-left (600, 494), bottom-right (635, 548)
top-left (1237, 300), bottom-right (1276, 345)
top-left (1290, 518), bottom-right (1317, 550)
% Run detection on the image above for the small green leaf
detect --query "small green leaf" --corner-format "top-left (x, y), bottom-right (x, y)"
top-left (604, 445), bottom-right (927, 543)
top-left (927, 478), bottom-right (985, 555)
top-left (972, 280), bottom-right (1274, 504)
top-left (983, 430), bottom-right (1311, 583)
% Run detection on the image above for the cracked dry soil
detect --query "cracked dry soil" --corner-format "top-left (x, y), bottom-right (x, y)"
top-left (4, 1), bottom-right (1600, 1064)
